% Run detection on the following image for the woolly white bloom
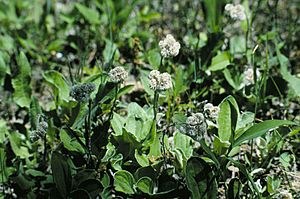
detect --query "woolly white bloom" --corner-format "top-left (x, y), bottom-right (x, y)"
top-left (204, 103), bottom-right (220, 120)
top-left (148, 70), bottom-right (172, 91)
top-left (183, 113), bottom-right (207, 141)
top-left (186, 113), bottom-right (205, 126)
top-left (225, 4), bottom-right (246, 20)
top-left (158, 72), bottom-right (172, 90)
top-left (159, 34), bottom-right (181, 58)
top-left (109, 66), bottom-right (128, 83)
top-left (243, 67), bottom-right (260, 86)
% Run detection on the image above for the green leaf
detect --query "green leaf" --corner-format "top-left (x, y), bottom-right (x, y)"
top-left (228, 158), bottom-right (261, 196)
top-left (213, 135), bottom-right (230, 155)
top-left (203, 0), bottom-right (223, 32)
top-left (111, 112), bottom-right (125, 136)
top-left (12, 52), bottom-right (32, 108)
top-left (147, 50), bottom-right (161, 69)
top-left (174, 67), bottom-right (188, 97)
top-left (10, 174), bottom-right (35, 191)
top-left (75, 3), bottom-right (100, 24)
top-left (29, 96), bottom-right (42, 129)
top-left (279, 152), bottom-right (292, 168)
top-left (124, 103), bottom-right (152, 141)
top-left (117, 85), bottom-right (134, 98)
top-left (276, 44), bottom-right (300, 96)
top-left (8, 132), bottom-right (30, 158)
top-left (218, 98), bottom-right (231, 142)
top-left (209, 51), bottom-right (230, 71)
top-left (136, 177), bottom-right (153, 195)
top-left (233, 120), bottom-right (297, 147)
top-left (0, 52), bottom-right (7, 86)
top-left (25, 169), bottom-right (45, 177)
top-left (103, 40), bottom-right (120, 64)
top-left (267, 176), bottom-right (281, 194)
top-left (0, 120), bottom-right (8, 143)
top-left (114, 170), bottom-right (135, 195)
top-left (135, 150), bottom-right (149, 167)
top-left (60, 130), bottom-right (85, 153)
top-left (78, 179), bottom-right (103, 198)
top-left (51, 152), bottom-right (73, 198)
top-left (223, 68), bottom-right (239, 90)
top-left (43, 70), bottom-right (70, 104)
top-left (186, 157), bottom-right (217, 199)
top-left (174, 132), bottom-right (193, 160)
top-left (230, 36), bottom-right (246, 54)
top-left (227, 178), bottom-right (241, 199)
top-left (0, 148), bottom-right (16, 183)
top-left (100, 172), bottom-right (110, 188)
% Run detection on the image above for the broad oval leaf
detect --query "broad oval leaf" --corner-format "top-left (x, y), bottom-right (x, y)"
top-left (114, 170), bottom-right (135, 195)
top-left (43, 70), bottom-right (70, 104)
top-left (208, 51), bottom-right (230, 71)
top-left (51, 152), bottom-right (72, 198)
top-left (218, 98), bottom-right (231, 142)
top-left (136, 177), bottom-right (154, 195)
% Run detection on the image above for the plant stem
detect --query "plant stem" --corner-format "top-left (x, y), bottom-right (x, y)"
top-left (153, 90), bottom-right (158, 121)
top-left (245, 15), bottom-right (250, 55)
top-left (108, 84), bottom-right (119, 122)
top-left (43, 133), bottom-right (47, 163)
top-left (158, 56), bottom-right (163, 71)
top-left (87, 99), bottom-right (92, 161)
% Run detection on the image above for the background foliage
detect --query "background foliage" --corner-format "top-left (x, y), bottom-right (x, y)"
top-left (0, 0), bottom-right (299, 198)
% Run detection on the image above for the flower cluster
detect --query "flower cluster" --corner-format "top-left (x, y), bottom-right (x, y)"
top-left (159, 34), bottom-right (181, 58)
top-left (0, 185), bottom-right (17, 198)
top-left (30, 118), bottom-right (48, 141)
top-left (204, 103), bottom-right (220, 121)
top-left (242, 67), bottom-right (260, 86)
top-left (225, 4), bottom-right (246, 21)
top-left (70, 82), bottom-right (96, 102)
top-left (109, 66), bottom-right (128, 83)
top-left (148, 70), bottom-right (172, 91)
top-left (182, 113), bottom-right (207, 141)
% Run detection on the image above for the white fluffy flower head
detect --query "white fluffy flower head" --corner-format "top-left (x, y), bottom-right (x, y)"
top-left (148, 70), bottom-right (172, 91)
top-left (109, 66), bottom-right (128, 83)
top-left (225, 4), bottom-right (246, 20)
top-left (186, 113), bottom-right (205, 126)
top-left (204, 103), bottom-right (220, 120)
top-left (243, 67), bottom-right (260, 86)
top-left (159, 34), bottom-right (181, 58)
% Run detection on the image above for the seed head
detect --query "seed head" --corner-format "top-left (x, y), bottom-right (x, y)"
top-left (159, 34), bottom-right (181, 58)
top-left (109, 66), bottom-right (128, 83)
top-left (30, 117), bottom-right (48, 142)
top-left (70, 82), bottom-right (96, 102)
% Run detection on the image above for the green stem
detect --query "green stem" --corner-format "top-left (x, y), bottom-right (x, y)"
top-left (87, 99), bottom-right (92, 158)
top-left (43, 133), bottom-right (47, 163)
top-left (108, 84), bottom-right (119, 122)
top-left (153, 91), bottom-right (158, 121)
top-left (158, 56), bottom-right (163, 72)
top-left (245, 15), bottom-right (250, 55)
